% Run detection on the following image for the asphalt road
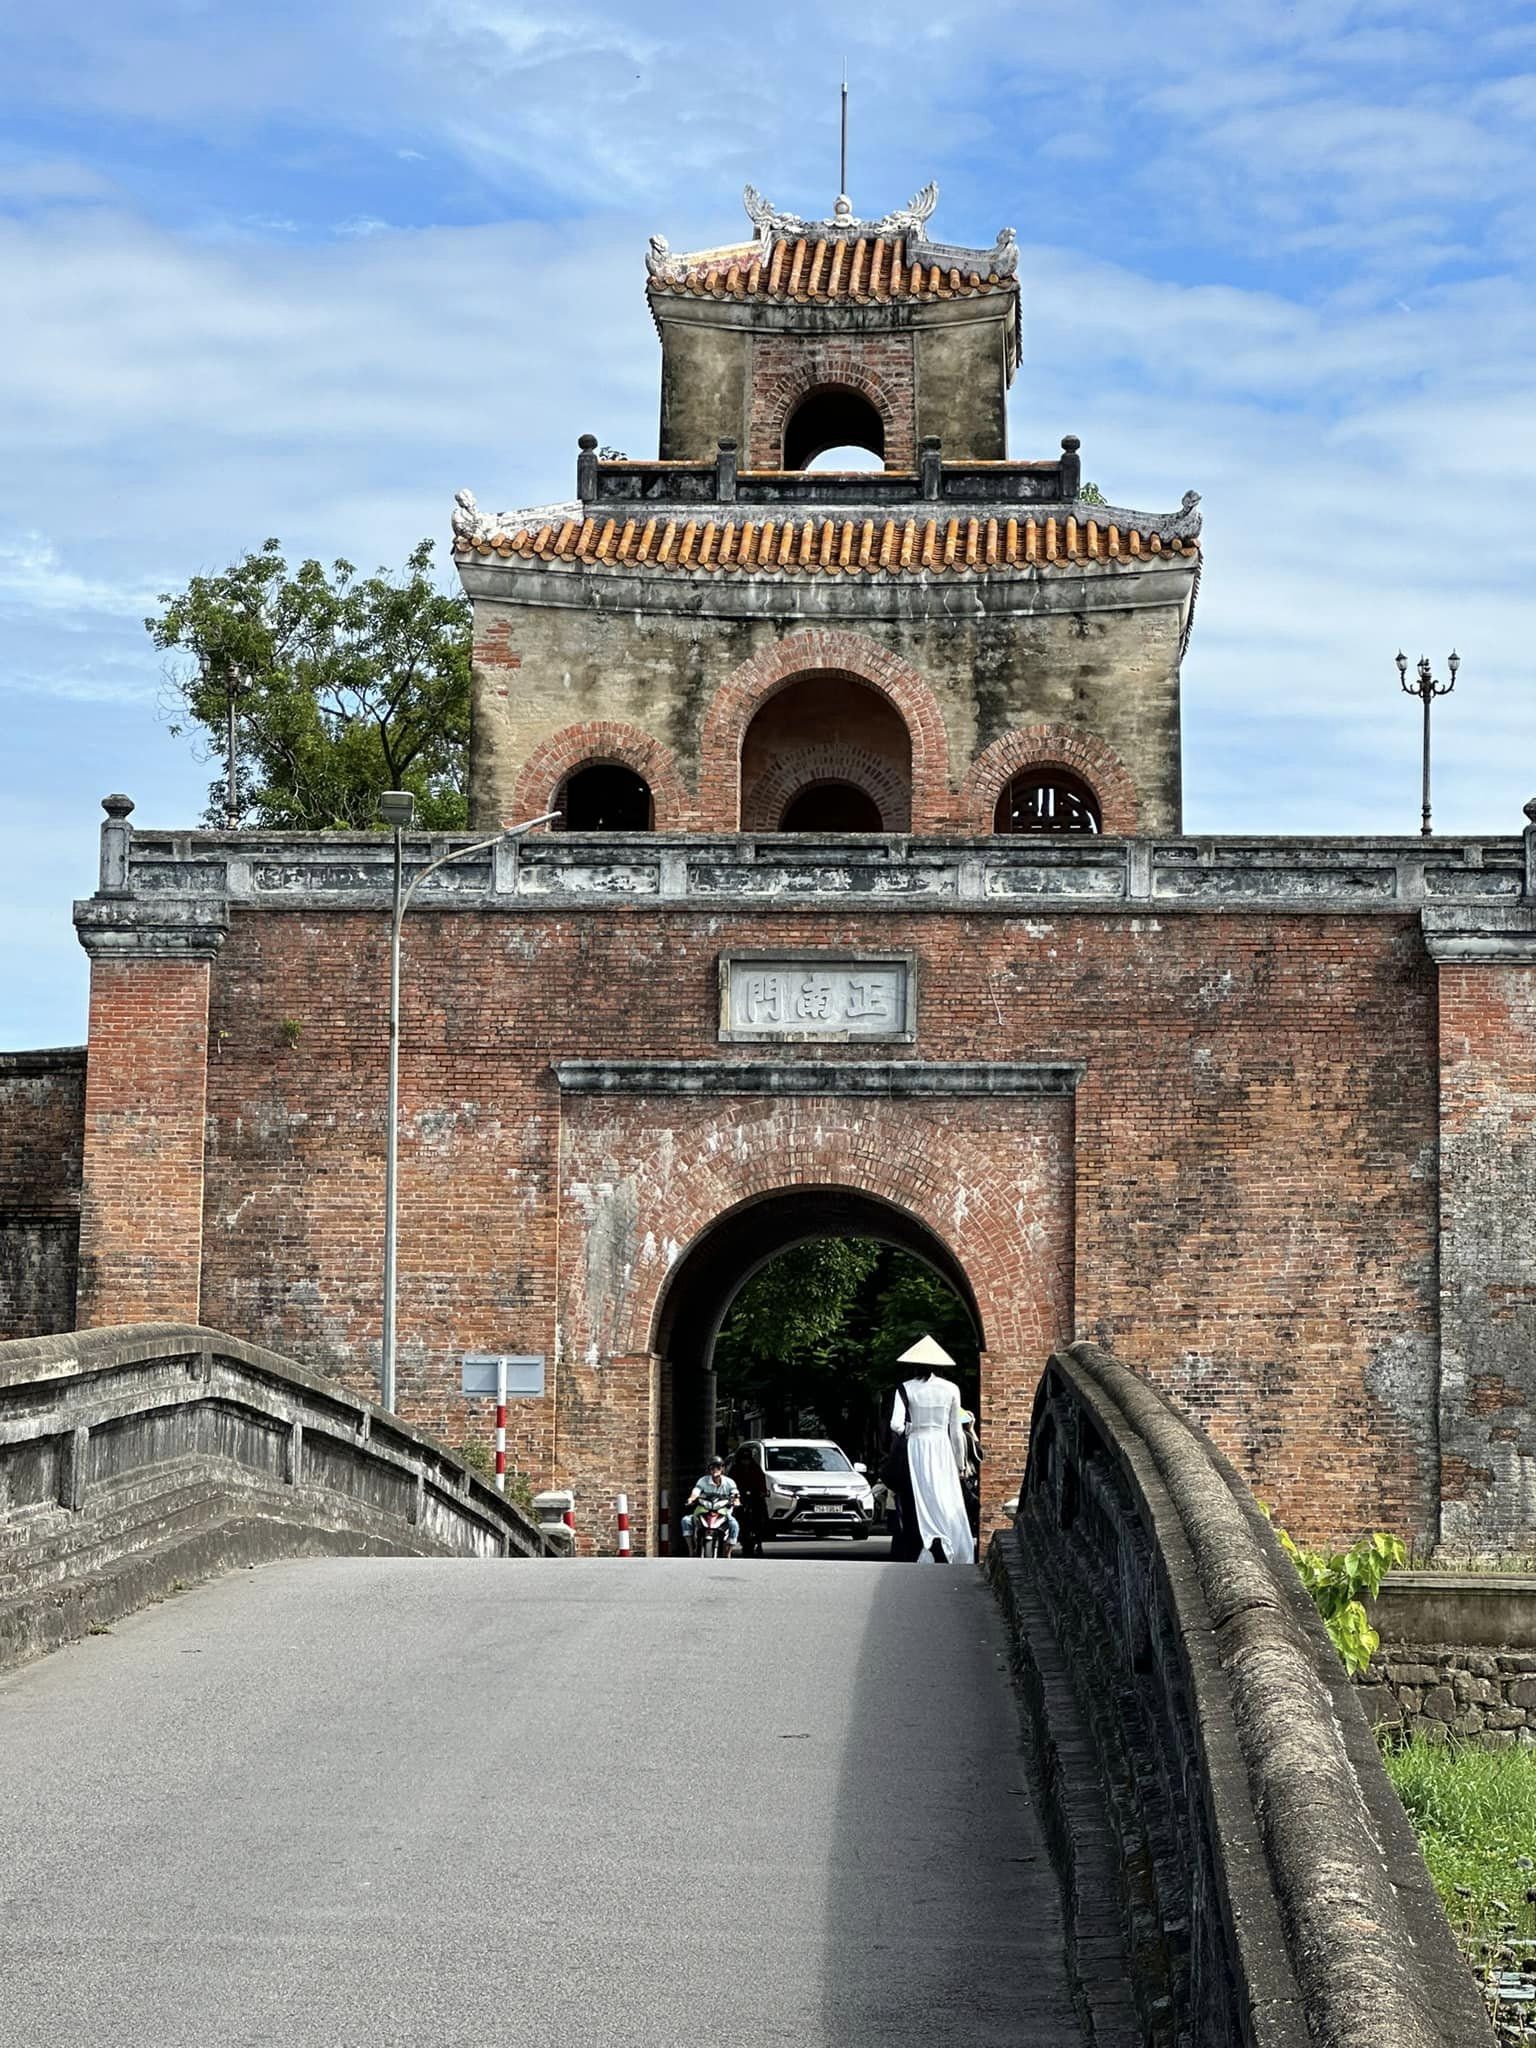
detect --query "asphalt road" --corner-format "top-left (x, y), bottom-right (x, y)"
top-left (0, 1554), bottom-right (1084, 2047)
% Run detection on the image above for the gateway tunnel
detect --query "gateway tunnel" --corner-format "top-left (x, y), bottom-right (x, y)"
top-left (653, 1186), bottom-right (983, 1553)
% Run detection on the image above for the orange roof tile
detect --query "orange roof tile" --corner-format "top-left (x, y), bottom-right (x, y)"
top-left (454, 513), bottom-right (1198, 578)
top-left (649, 234), bottom-right (1012, 305)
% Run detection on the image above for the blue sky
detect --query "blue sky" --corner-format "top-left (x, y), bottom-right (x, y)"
top-left (4, 0), bottom-right (1534, 1046)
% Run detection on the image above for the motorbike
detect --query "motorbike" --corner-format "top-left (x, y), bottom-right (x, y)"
top-left (689, 1496), bottom-right (735, 1558)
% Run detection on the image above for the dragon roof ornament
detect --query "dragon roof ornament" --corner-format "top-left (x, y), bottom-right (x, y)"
top-left (645, 183), bottom-right (1019, 283)
top-left (741, 180), bottom-right (939, 241)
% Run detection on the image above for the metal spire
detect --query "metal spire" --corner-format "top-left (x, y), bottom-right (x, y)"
top-left (839, 63), bottom-right (849, 210)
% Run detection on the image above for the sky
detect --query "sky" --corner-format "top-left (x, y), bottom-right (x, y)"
top-left (3, 0), bottom-right (1534, 1047)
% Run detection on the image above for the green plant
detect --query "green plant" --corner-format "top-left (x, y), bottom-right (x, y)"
top-left (279, 1018), bottom-right (302, 1048)
top-left (1079, 480), bottom-right (1106, 505)
top-left (1270, 1519), bottom-right (1405, 1675)
top-left (457, 1437), bottom-right (493, 1479)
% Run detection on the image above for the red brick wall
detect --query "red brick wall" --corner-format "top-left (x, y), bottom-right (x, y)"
top-left (1436, 964), bottom-right (1536, 1550)
top-left (0, 1050), bottom-right (84, 1337)
top-left (77, 957), bottom-right (211, 1327)
top-left (748, 335), bottom-right (917, 469)
top-left (183, 903), bottom-right (1439, 1552)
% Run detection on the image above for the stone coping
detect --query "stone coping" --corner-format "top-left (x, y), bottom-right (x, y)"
top-left (1371, 1572), bottom-right (1536, 1650)
top-left (75, 825), bottom-right (1530, 925)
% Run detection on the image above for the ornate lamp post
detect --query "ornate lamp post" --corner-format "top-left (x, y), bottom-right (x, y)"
top-left (1396, 649), bottom-right (1460, 837)
top-left (377, 792), bottom-right (559, 1413)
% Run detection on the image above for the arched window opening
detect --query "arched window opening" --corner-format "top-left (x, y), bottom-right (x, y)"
top-left (739, 672), bottom-right (913, 833)
top-left (783, 387), bottom-right (885, 471)
top-left (779, 782), bottom-right (884, 833)
top-left (555, 762), bottom-right (653, 832)
top-left (994, 769), bottom-right (1101, 836)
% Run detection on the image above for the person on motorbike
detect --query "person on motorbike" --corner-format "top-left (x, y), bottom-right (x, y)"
top-left (681, 1456), bottom-right (740, 1554)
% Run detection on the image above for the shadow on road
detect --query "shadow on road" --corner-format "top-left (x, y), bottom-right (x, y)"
top-left (817, 1558), bottom-right (1084, 2046)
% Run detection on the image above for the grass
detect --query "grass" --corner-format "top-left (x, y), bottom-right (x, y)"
top-left (1384, 1734), bottom-right (1536, 2038)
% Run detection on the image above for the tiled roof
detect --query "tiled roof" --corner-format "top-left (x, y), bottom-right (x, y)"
top-left (454, 511), bottom-right (1198, 578)
top-left (648, 235), bottom-right (1014, 304)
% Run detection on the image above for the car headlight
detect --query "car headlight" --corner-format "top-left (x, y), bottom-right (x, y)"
top-left (772, 1480), bottom-right (801, 1496)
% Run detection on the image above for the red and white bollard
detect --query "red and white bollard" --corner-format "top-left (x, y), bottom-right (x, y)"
top-left (494, 1399), bottom-right (507, 1493)
top-left (658, 1488), bottom-right (670, 1555)
top-left (616, 1493), bottom-right (632, 1557)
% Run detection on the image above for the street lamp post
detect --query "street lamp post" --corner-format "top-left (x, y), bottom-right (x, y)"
top-left (378, 793), bottom-right (559, 1413)
top-left (1396, 649), bottom-right (1460, 837)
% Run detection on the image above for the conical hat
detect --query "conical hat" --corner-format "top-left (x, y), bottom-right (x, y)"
top-left (898, 1334), bottom-right (954, 1368)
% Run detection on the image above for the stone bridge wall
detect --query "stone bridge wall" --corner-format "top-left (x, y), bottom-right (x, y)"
top-left (0, 1323), bottom-right (551, 1671)
top-left (992, 1341), bottom-right (1493, 2048)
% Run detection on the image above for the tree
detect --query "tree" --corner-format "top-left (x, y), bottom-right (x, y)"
top-left (713, 1237), bottom-right (979, 1461)
top-left (147, 538), bottom-right (471, 830)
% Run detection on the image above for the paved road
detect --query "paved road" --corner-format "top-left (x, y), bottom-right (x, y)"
top-left (1, 1555), bottom-right (1084, 2047)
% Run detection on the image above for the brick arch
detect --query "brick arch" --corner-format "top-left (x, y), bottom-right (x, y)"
top-left (565, 1099), bottom-right (1071, 1367)
top-left (749, 345), bottom-right (916, 469)
top-left (742, 744), bottom-right (912, 832)
top-left (698, 631), bottom-right (953, 832)
top-left (509, 722), bottom-right (694, 831)
top-left (960, 724), bottom-right (1140, 836)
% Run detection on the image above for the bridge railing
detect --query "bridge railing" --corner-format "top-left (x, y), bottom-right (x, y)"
top-left (992, 1340), bottom-right (1492, 2048)
top-left (0, 1323), bottom-right (552, 1670)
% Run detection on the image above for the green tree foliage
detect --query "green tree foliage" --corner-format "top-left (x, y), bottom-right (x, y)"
top-left (713, 1237), bottom-right (978, 1461)
top-left (147, 538), bottom-right (471, 830)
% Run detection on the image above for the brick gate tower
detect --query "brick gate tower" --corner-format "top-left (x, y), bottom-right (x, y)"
top-left (31, 177), bottom-right (1536, 1560)
top-left (453, 182), bottom-right (1202, 845)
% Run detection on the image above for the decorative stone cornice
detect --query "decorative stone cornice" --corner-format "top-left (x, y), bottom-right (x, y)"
top-left (80, 820), bottom-right (1531, 921)
top-left (552, 1059), bottom-right (1083, 1098)
top-left (1421, 905), bottom-right (1536, 965)
top-left (74, 897), bottom-right (227, 962)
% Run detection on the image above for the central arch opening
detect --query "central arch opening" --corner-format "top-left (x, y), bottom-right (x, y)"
top-left (739, 673), bottom-right (913, 832)
top-left (655, 1188), bottom-right (982, 1558)
top-left (783, 387), bottom-right (886, 471)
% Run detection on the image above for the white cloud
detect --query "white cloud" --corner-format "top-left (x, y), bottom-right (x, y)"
top-left (3, 1), bottom-right (1536, 1042)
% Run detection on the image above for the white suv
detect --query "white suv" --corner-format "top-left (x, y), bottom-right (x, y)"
top-left (739, 1438), bottom-right (876, 1540)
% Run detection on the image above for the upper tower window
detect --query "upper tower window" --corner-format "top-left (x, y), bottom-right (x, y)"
top-left (994, 769), bottom-right (1101, 835)
top-left (555, 762), bottom-right (654, 832)
top-left (783, 388), bottom-right (885, 471)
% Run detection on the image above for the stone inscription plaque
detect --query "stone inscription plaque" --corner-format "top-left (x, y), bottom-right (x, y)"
top-left (719, 953), bottom-right (913, 1043)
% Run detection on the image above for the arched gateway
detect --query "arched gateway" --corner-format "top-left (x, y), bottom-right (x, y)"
top-left (552, 1077), bottom-right (1076, 1552)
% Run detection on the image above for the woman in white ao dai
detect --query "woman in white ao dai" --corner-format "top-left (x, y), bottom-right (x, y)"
top-left (889, 1371), bottom-right (976, 1566)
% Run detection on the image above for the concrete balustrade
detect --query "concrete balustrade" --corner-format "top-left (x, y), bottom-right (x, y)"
top-left (0, 1323), bottom-right (551, 1670)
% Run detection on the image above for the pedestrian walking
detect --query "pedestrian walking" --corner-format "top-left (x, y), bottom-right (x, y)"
top-left (886, 1335), bottom-right (975, 1566)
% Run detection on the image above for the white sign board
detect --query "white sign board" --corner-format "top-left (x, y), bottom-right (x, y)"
top-left (719, 953), bottom-right (913, 1043)
top-left (460, 1354), bottom-right (545, 1397)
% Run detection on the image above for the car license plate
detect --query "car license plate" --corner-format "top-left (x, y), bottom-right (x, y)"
top-left (808, 1505), bottom-right (840, 1516)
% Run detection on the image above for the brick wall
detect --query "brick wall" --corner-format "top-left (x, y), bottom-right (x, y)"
top-left (1437, 965), bottom-right (1536, 1550)
top-left (0, 1050), bottom-right (85, 1338)
top-left (184, 902), bottom-right (1439, 1552)
top-left (77, 957), bottom-right (212, 1327)
top-left (747, 334), bottom-right (917, 469)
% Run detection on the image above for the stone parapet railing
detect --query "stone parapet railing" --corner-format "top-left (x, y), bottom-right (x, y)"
top-left (0, 1324), bottom-right (552, 1671)
top-left (992, 1341), bottom-right (1493, 2048)
top-left (78, 817), bottom-right (1530, 930)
